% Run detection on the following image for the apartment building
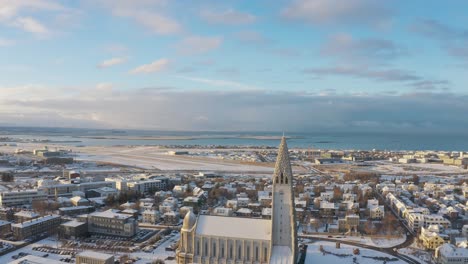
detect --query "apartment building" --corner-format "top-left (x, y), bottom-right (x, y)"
top-left (11, 214), bottom-right (61, 240)
top-left (38, 181), bottom-right (116, 197)
top-left (0, 190), bottom-right (47, 207)
top-left (435, 244), bottom-right (468, 264)
top-left (126, 178), bottom-right (167, 193)
top-left (84, 209), bottom-right (138, 237)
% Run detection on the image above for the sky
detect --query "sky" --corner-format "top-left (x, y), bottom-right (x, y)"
top-left (0, 0), bottom-right (467, 132)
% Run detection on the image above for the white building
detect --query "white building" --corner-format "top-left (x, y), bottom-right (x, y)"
top-left (435, 243), bottom-right (468, 264)
top-left (142, 209), bottom-right (160, 224)
top-left (84, 209), bottom-right (138, 237)
top-left (0, 189), bottom-right (47, 207)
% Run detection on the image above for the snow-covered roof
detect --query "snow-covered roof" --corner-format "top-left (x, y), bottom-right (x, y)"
top-left (195, 215), bottom-right (271, 240)
top-left (61, 220), bottom-right (86, 227)
top-left (14, 211), bottom-right (39, 218)
top-left (9, 255), bottom-right (67, 264)
top-left (436, 243), bottom-right (468, 258)
top-left (77, 250), bottom-right (114, 260)
top-left (12, 215), bottom-right (60, 228)
top-left (90, 209), bottom-right (131, 220)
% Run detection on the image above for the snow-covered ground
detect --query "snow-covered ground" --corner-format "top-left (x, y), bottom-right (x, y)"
top-left (131, 233), bottom-right (179, 264)
top-left (397, 241), bottom-right (433, 264)
top-left (301, 234), bottom-right (406, 248)
top-left (0, 237), bottom-right (70, 263)
top-left (305, 241), bottom-right (405, 264)
top-left (75, 146), bottom-right (275, 172)
top-left (0, 234), bottom-right (180, 264)
top-left (366, 161), bottom-right (467, 175)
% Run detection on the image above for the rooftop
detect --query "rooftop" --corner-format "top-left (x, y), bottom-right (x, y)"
top-left (196, 215), bottom-right (271, 240)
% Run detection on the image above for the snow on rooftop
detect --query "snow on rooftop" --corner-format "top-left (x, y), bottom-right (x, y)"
top-left (196, 215), bottom-right (271, 241)
top-left (77, 250), bottom-right (114, 260)
top-left (11, 215), bottom-right (60, 228)
top-left (9, 255), bottom-right (67, 264)
top-left (90, 209), bottom-right (131, 219)
top-left (61, 220), bottom-right (86, 227)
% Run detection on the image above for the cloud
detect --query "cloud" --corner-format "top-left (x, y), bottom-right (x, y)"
top-left (98, 57), bottom-right (127, 68)
top-left (303, 65), bottom-right (450, 90)
top-left (235, 30), bottom-right (268, 45)
top-left (0, 38), bottom-right (14, 46)
top-left (2, 85), bottom-right (467, 132)
top-left (320, 33), bottom-right (406, 62)
top-left (177, 36), bottom-right (223, 55)
top-left (200, 9), bottom-right (256, 25)
top-left (304, 66), bottom-right (421, 82)
top-left (178, 76), bottom-right (261, 90)
top-left (411, 80), bottom-right (450, 91)
top-left (282, 0), bottom-right (393, 28)
top-left (12, 17), bottom-right (49, 35)
top-left (411, 19), bottom-right (468, 60)
top-left (0, 0), bottom-right (73, 36)
top-left (130, 58), bottom-right (170, 74)
top-left (95, 0), bottom-right (181, 35)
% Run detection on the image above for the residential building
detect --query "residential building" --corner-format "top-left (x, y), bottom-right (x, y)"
top-left (435, 243), bottom-right (468, 264)
top-left (84, 209), bottom-right (138, 237)
top-left (420, 225), bottom-right (446, 250)
top-left (0, 190), bottom-right (47, 207)
top-left (59, 220), bottom-right (88, 239)
top-left (11, 214), bottom-right (61, 240)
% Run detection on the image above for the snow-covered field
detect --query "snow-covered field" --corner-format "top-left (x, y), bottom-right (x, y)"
top-left (0, 237), bottom-right (69, 263)
top-left (305, 241), bottom-right (405, 264)
top-left (301, 234), bottom-right (406, 248)
top-left (75, 146), bottom-right (275, 171)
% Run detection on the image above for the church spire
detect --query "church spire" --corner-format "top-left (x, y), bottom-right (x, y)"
top-left (273, 136), bottom-right (293, 185)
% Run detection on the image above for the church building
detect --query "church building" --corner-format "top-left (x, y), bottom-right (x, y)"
top-left (176, 137), bottom-right (297, 264)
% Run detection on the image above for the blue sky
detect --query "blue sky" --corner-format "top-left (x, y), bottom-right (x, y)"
top-left (1, 0), bottom-right (468, 131)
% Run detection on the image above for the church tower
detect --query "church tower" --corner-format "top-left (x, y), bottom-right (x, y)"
top-left (270, 136), bottom-right (297, 264)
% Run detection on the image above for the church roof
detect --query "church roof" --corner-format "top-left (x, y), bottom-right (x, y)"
top-left (195, 215), bottom-right (271, 240)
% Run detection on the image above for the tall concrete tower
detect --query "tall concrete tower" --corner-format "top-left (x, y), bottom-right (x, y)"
top-left (270, 136), bottom-right (297, 264)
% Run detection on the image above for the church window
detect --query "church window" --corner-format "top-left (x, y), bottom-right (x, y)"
top-left (264, 248), bottom-right (267, 261)
top-left (255, 247), bottom-right (259, 261)
top-left (229, 245), bottom-right (233, 259)
top-left (196, 241), bottom-right (200, 255)
top-left (285, 177), bottom-right (288, 184)
top-left (205, 241), bottom-right (208, 257)
top-left (280, 172), bottom-right (283, 183)
top-left (221, 244), bottom-right (225, 258)
top-left (238, 246), bottom-right (241, 260)
top-left (213, 243), bottom-right (216, 257)
top-left (247, 246), bottom-right (250, 260)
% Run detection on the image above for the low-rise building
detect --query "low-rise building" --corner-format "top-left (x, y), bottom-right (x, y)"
top-left (14, 211), bottom-right (39, 223)
top-left (58, 205), bottom-right (95, 216)
top-left (0, 190), bottom-right (47, 207)
top-left (76, 251), bottom-right (114, 264)
top-left (11, 214), bottom-right (61, 240)
top-left (0, 220), bottom-right (11, 238)
top-left (142, 209), bottom-right (160, 224)
top-left (420, 225), bottom-right (446, 250)
top-left (85, 209), bottom-right (138, 237)
top-left (435, 243), bottom-right (468, 264)
top-left (59, 220), bottom-right (88, 239)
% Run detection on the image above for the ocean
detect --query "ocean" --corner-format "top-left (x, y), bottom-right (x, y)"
top-left (0, 126), bottom-right (467, 151)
